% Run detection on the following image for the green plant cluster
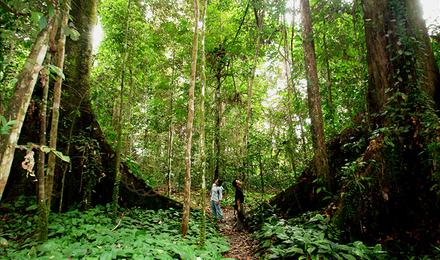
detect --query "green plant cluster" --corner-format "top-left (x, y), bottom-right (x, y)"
top-left (125, 157), bottom-right (156, 188)
top-left (0, 116), bottom-right (17, 135)
top-left (1, 202), bottom-right (229, 259)
top-left (0, 197), bottom-right (39, 251)
top-left (254, 212), bottom-right (387, 260)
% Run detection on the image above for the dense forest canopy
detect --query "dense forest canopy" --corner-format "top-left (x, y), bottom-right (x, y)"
top-left (90, 0), bottom-right (370, 188)
top-left (0, 0), bottom-right (439, 258)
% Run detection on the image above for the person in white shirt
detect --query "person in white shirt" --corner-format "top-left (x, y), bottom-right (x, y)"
top-left (210, 179), bottom-right (224, 222)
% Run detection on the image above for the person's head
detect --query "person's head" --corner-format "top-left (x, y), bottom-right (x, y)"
top-left (232, 179), bottom-right (241, 188)
top-left (217, 179), bottom-right (223, 186)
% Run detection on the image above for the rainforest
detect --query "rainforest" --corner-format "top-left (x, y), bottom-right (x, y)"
top-left (0, 0), bottom-right (439, 259)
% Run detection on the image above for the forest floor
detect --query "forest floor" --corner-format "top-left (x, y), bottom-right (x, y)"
top-left (218, 206), bottom-right (258, 259)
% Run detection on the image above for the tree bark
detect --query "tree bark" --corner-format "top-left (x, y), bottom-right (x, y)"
top-left (405, 0), bottom-right (440, 108)
top-left (113, 0), bottom-right (132, 212)
top-left (362, 0), bottom-right (439, 115)
top-left (300, 0), bottom-right (330, 187)
top-left (289, 8), bottom-right (308, 158)
top-left (58, 0), bottom-right (108, 210)
top-left (361, 0), bottom-right (390, 122)
top-left (46, 0), bottom-right (71, 208)
top-left (37, 56), bottom-right (51, 241)
top-left (167, 87), bottom-right (174, 197)
top-left (0, 19), bottom-right (53, 201)
top-left (322, 28), bottom-right (334, 126)
top-left (281, 13), bottom-right (299, 174)
top-left (259, 155), bottom-right (265, 194)
top-left (198, 0), bottom-right (208, 245)
top-left (182, 0), bottom-right (199, 238)
top-left (243, 0), bottom-right (263, 181)
top-left (2, 0), bottom-right (182, 212)
top-left (213, 70), bottom-right (222, 180)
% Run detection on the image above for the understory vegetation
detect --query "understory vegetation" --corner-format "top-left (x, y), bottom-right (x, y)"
top-left (0, 196), bottom-right (393, 260)
top-left (0, 0), bottom-right (439, 258)
top-left (253, 212), bottom-right (387, 259)
top-left (0, 197), bottom-right (228, 259)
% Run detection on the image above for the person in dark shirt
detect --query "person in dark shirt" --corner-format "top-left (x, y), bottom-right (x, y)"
top-left (232, 179), bottom-right (246, 230)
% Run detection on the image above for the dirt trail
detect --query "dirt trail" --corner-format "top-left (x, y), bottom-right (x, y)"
top-left (217, 207), bottom-right (258, 259)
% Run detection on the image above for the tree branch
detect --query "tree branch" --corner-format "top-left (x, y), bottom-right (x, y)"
top-left (232, 0), bottom-right (251, 44)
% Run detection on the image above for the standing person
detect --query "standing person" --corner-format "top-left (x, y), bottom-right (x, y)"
top-left (232, 179), bottom-right (246, 230)
top-left (210, 179), bottom-right (224, 222)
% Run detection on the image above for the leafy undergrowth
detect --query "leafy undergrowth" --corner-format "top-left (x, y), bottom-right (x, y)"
top-left (253, 211), bottom-right (388, 260)
top-left (0, 197), bottom-right (229, 259)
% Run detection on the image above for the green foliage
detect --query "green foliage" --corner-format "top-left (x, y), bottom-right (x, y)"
top-left (254, 212), bottom-right (387, 260)
top-left (64, 26), bottom-right (80, 41)
top-left (340, 159), bottom-right (371, 194)
top-left (70, 134), bottom-right (104, 209)
top-left (0, 115), bottom-right (17, 135)
top-left (48, 64), bottom-right (65, 79)
top-left (313, 0), bottom-right (368, 138)
top-left (0, 1), bottom-right (50, 107)
top-left (0, 196), bottom-right (39, 253)
top-left (39, 145), bottom-right (70, 163)
top-left (125, 157), bottom-right (156, 187)
top-left (0, 203), bottom-right (229, 259)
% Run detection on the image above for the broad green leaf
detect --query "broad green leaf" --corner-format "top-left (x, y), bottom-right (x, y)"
top-left (53, 150), bottom-right (71, 163)
top-left (39, 16), bottom-right (48, 30)
top-left (276, 232), bottom-right (289, 240)
top-left (307, 246), bottom-right (316, 255)
top-left (49, 64), bottom-right (66, 79)
top-left (65, 26), bottom-right (81, 41)
top-left (40, 145), bottom-right (51, 153)
top-left (6, 120), bottom-right (17, 126)
top-left (25, 204), bottom-right (38, 211)
top-left (341, 253), bottom-right (357, 260)
top-left (1, 116), bottom-right (7, 126)
top-left (286, 246), bottom-right (304, 255)
top-left (0, 237), bottom-right (8, 247)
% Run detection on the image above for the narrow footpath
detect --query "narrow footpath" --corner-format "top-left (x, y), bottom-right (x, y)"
top-left (218, 207), bottom-right (258, 259)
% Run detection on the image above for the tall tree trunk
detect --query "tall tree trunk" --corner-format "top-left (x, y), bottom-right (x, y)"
top-left (335, 0), bottom-right (440, 241)
top-left (0, 0), bottom-right (183, 211)
top-left (259, 155), bottom-right (265, 194)
top-left (243, 0), bottom-right (264, 181)
top-left (37, 56), bottom-right (51, 241)
top-left (213, 69), bottom-right (222, 180)
top-left (182, 0), bottom-right (199, 238)
top-left (167, 87), bottom-right (174, 197)
top-left (167, 53), bottom-right (176, 197)
top-left (289, 7), bottom-right (308, 158)
top-left (300, 0), bottom-right (330, 187)
top-left (46, 0), bottom-right (71, 208)
top-left (113, 0), bottom-right (132, 212)
top-left (281, 13), bottom-right (298, 174)
top-left (361, 0), bottom-right (390, 123)
top-left (363, 0), bottom-right (439, 114)
top-left (322, 28), bottom-right (334, 126)
top-left (60, 0), bottom-right (99, 208)
top-left (405, 0), bottom-right (440, 108)
top-left (198, 0), bottom-right (208, 246)
top-left (166, 124), bottom-right (174, 195)
top-left (36, 9), bottom-right (60, 239)
top-left (124, 68), bottom-right (134, 156)
top-left (0, 19), bottom-right (53, 201)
